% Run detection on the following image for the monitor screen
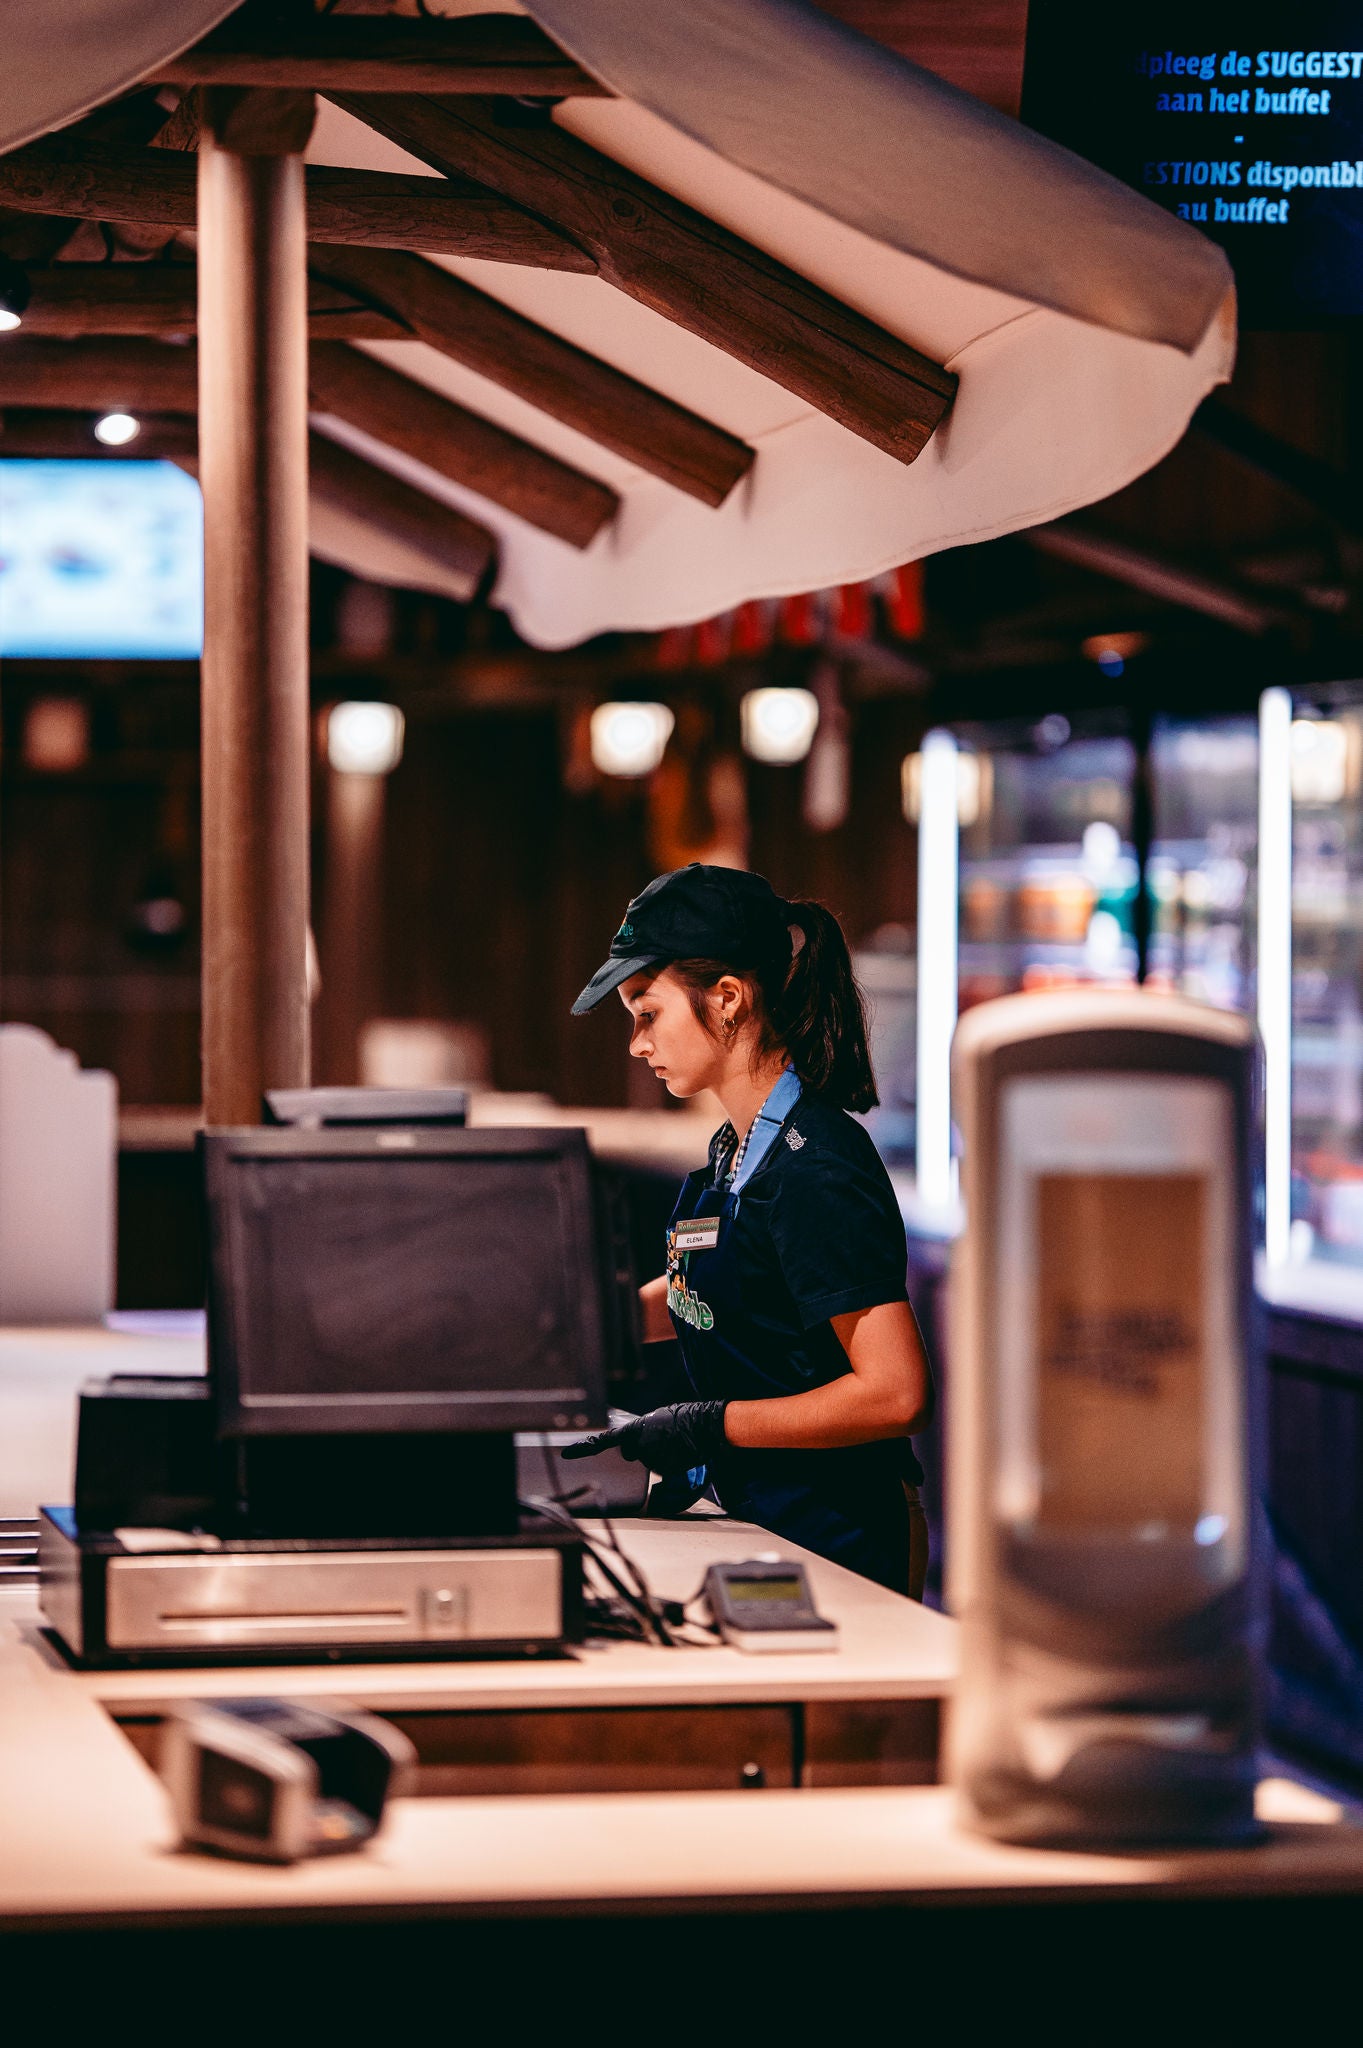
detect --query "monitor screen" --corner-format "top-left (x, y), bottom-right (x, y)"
top-left (1022, 2), bottom-right (1363, 323)
top-left (0, 459), bottom-right (203, 658)
top-left (204, 1127), bottom-right (613, 1436)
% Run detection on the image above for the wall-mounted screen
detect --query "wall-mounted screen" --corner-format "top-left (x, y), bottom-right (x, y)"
top-left (1023, 3), bottom-right (1363, 323)
top-left (0, 459), bottom-right (203, 658)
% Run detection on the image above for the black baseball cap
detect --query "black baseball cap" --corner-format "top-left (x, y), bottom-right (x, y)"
top-left (571, 864), bottom-right (792, 1015)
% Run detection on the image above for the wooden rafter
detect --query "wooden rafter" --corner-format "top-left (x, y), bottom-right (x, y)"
top-left (307, 342), bottom-right (617, 549)
top-left (335, 93), bottom-right (956, 465)
top-left (153, 12), bottom-right (610, 99)
top-left (0, 406), bottom-right (198, 460)
top-left (308, 431), bottom-right (497, 593)
top-left (0, 333), bottom-right (614, 549)
top-left (1027, 522), bottom-right (1285, 636)
top-left (0, 336), bottom-right (199, 410)
top-left (0, 141), bottom-right (595, 270)
top-left (306, 244), bottom-right (755, 508)
top-left (19, 265), bottom-right (412, 340)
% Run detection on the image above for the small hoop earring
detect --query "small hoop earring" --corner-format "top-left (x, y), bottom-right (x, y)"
top-left (723, 1018), bottom-right (736, 1038)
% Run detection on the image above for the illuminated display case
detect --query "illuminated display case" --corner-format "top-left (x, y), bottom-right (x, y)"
top-left (906, 714), bottom-right (1261, 1226)
top-left (953, 718), bottom-right (1259, 1018)
top-left (1282, 701), bottom-right (1363, 1270)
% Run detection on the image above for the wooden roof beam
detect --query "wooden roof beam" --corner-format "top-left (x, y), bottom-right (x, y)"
top-left (0, 335), bottom-right (199, 411)
top-left (18, 265), bottom-right (413, 340)
top-left (336, 94), bottom-right (957, 466)
top-left (0, 406), bottom-right (198, 460)
top-left (307, 342), bottom-right (617, 549)
top-left (306, 244), bottom-right (755, 508)
top-left (0, 336), bottom-right (615, 548)
top-left (307, 431), bottom-right (497, 595)
top-left (0, 141), bottom-right (595, 270)
top-left (152, 12), bottom-right (610, 98)
top-left (1027, 522), bottom-right (1287, 635)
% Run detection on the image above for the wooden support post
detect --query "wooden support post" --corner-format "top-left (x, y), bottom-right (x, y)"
top-left (197, 92), bottom-right (315, 1124)
top-left (319, 768), bottom-right (388, 1086)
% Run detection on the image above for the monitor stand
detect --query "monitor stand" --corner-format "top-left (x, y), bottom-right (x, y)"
top-left (225, 1431), bottom-right (522, 1540)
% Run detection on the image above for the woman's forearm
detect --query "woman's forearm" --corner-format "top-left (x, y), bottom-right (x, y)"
top-left (725, 1373), bottom-right (922, 1450)
top-left (725, 1300), bottom-right (932, 1450)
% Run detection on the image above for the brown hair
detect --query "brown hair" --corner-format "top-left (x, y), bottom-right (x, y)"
top-left (668, 898), bottom-right (878, 1112)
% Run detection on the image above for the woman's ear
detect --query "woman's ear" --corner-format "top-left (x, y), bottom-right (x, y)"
top-left (712, 973), bottom-right (747, 1030)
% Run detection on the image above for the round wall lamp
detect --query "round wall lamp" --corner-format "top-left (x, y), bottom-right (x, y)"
top-left (589, 701), bottom-right (674, 778)
top-left (740, 686), bottom-right (820, 764)
top-left (327, 700), bottom-right (406, 776)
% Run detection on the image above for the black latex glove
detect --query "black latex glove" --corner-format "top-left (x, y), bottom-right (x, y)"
top-left (561, 1401), bottom-right (729, 1478)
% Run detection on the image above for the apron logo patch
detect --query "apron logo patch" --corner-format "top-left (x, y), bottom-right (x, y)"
top-left (666, 1223), bottom-right (716, 1330)
top-left (667, 1275), bottom-right (714, 1332)
top-left (785, 1127), bottom-right (805, 1150)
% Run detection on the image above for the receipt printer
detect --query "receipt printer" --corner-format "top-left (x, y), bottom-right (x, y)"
top-left (160, 1697), bottom-right (416, 1863)
top-left (946, 990), bottom-right (1261, 1848)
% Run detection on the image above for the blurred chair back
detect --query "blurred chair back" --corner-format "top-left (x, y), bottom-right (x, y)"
top-left (0, 1025), bottom-right (116, 1323)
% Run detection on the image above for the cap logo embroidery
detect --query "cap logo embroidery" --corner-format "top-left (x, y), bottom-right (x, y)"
top-left (785, 1127), bottom-right (805, 1150)
top-left (616, 921), bottom-right (635, 943)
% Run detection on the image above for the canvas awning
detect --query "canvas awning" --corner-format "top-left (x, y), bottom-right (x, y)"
top-left (0, 0), bottom-right (1235, 649)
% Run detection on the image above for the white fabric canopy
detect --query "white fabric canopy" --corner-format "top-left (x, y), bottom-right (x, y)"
top-left (0, 0), bottom-right (240, 155)
top-left (3, 0), bottom-right (1237, 649)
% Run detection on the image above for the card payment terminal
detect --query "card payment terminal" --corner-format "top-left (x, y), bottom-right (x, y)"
top-left (703, 1559), bottom-right (838, 1652)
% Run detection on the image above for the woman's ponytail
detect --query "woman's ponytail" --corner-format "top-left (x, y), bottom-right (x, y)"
top-left (668, 889), bottom-right (878, 1111)
top-left (766, 900), bottom-right (878, 1112)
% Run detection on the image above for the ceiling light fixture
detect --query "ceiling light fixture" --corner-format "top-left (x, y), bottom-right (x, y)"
top-left (93, 411), bottom-right (141, 447)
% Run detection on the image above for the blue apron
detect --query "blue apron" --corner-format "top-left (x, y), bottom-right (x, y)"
top-left (664, 1070), bottom-right (921, 1594)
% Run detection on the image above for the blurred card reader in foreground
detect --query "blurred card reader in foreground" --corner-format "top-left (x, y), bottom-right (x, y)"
top-left (161, 1696), bottom-right (415, 1864)
top-left (41, 1126), bottom-right (633, 1666)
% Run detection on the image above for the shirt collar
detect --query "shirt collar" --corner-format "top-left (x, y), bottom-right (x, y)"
top-left (709, 1065), bottom-right (798, 1188)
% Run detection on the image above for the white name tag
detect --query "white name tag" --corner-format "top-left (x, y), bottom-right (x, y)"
top-left (674, 1217), bottom-right (721, 1252)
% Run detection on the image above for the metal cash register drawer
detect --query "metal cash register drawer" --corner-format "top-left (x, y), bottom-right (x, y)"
top-left (103, 1548), bottom-right (563, 1650)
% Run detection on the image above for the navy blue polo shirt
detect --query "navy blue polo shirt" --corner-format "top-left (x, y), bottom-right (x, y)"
top-left (665, 1085), bottom-right (925, 1590)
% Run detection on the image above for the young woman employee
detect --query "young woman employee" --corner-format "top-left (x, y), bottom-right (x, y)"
top-left (564, 862), bottom-right (934, 1598)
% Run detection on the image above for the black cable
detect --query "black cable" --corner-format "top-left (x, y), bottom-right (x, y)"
top-left (529, 1429), bottom-right (676, 1646)
top-left (515, 1499), bottom-right (654, 1638)
top-left (593, 1495), bottom-right (676, 1646)
top-left (520, 1492), bottom-right (669, 1647)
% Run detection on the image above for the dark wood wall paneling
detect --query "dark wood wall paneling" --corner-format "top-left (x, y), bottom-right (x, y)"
top-left (1, 658), bottom-right (922, 1109)
top-left (0, 663), bottom-right (203, 1104)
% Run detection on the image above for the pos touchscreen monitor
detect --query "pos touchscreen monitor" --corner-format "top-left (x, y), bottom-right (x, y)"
top-left (203, 1126), bottom-right (613, 1438)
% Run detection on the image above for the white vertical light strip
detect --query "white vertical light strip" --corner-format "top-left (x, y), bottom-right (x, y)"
top-left (1258, 686), bottom-right (1293, 1268)
top-left (916, 728), bottom-right (960, 1211)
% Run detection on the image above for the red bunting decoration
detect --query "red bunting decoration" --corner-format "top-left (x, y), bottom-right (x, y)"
top-left (883, 560), bottom-right (925, 639)
top-left (650, 565), bottom-right (923, 669)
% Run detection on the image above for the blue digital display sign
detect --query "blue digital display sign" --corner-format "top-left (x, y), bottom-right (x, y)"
top-left (1023, 4), bottom-right (1363, 322)
top-left (0, 459), bottom-right (203, 658)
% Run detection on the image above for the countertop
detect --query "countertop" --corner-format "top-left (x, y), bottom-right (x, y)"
top-left (0, 1573), bottom-right (1356, 1930)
